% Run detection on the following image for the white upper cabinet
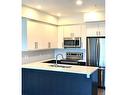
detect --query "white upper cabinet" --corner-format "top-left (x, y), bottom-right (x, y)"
top-left (27, 20), bottom-right (42, 50)
top-left (63, 25), bottom-right (81, 38)
top-left (98, 22), bottom-right (105, 36)
top-left (22, 18), bottom-right (58, 50)
top-left (57, 24), bottom-right (84, 48)
top-left (27, 20), bottom-right (58, 50)
top-left (22, 6), bottom-right (58, 51)
top-left (86, 21), bottom-right (105, 37)
top-left (57, 26), bottom-right (64, 48)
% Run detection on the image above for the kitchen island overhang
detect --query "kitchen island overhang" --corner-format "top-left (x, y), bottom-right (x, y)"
top-left (22, 62), bottom-right (98, 95)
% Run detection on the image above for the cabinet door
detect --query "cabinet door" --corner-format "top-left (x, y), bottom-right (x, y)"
top-left (63, 25), bottom-right (81, 38)
top-left (27, 20), bottom-right (58, 50)
top-left (72, 25), bottom-right (81, 37)
top-left (58, 26), bottom-right (64, 48)
top-left (86, 21), bottom-right (105, 37)
top-left (98, 22), bottom-right (105, 36)
top-left (44, 24), bottom-right (58, 48)
top-left (27, 20), bottom-right (42, 50)
top-left (63, 26), bottom-right (73, 37)
top-left (86, 22), bottom-right (98, 36)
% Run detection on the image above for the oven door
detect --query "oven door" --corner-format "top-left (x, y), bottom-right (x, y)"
top-left (60, 59), bottom-right (78, 64)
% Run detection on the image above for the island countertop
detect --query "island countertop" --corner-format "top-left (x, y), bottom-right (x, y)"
top-left (22, 62), bottom-right (98, 78)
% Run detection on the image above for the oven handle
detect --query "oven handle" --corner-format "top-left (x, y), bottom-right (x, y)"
top-left (60, 61), bottom-right (78, 64)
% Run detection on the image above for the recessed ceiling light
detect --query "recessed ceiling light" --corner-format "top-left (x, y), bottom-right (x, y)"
top-left (36, 5), bottom-right (42, 9)
top-left (57, 13), bottom-right (61, 17)
top-left (76, 0), bottom-right (83, 5)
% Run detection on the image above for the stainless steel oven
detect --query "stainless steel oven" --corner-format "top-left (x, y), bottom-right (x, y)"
top-left (60, 52), bottom-right (83, 64)
top-left (64, 37), bottom-right (81, 48)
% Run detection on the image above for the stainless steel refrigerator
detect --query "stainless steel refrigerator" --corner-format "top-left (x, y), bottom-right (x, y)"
top-left (86, 37), bottom-right (105, 88)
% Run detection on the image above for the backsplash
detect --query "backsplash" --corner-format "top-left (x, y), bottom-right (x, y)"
top-left (22, 48), bottom-right (86, 64)
top-left (22, 49), bottom-right (55, 64)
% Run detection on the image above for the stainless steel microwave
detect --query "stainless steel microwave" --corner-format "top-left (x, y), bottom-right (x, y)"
top-left (64, 37), bottom-right (81, 48)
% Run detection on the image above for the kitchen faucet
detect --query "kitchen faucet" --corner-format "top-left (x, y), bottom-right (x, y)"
top-left (55, 54), bottom-right (64, 67)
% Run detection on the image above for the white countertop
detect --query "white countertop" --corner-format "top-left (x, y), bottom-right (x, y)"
top-left (22, 62), bottom-right (98, 78)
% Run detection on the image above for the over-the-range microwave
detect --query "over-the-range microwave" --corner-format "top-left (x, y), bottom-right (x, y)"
top-left (63, 37), bottom-right (81, 48)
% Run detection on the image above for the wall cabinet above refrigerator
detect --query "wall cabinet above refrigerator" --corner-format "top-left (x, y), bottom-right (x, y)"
top-left (86, 21), bottom-right (105, 37)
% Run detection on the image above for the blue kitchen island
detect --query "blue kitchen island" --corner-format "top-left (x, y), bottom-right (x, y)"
top-left (22, 62), bottom-right (98, 95)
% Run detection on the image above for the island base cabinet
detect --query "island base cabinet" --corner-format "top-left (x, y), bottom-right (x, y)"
top-left (22, 68), bottom-right (98, 95)
top-left (91, 70), bottom-right (98, 95)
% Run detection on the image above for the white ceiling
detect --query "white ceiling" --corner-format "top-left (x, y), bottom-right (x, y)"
top-left (22, 0), bottom-right (105, 17)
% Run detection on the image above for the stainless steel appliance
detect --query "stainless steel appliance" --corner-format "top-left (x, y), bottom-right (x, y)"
top-left (64, 37), bottom-right (81, 48)
top-left (60, 52), bottom-right (83, 64)
top-left (86, 36), bottom-right (105, 88)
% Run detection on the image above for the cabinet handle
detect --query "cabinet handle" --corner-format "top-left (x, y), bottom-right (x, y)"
top-left (99, 31), bottom-right (100, 35)
top-left (48, 42), bottom-right (51, 48)
top-left (96, 31), bottom-right (98, 36)
top-left (34, 42), bottom-right (38, 49)
top-left (97, 31), bottom-right (100, 36)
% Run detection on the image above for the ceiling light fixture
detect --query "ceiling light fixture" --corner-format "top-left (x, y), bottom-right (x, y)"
top-left (36, 5), bottom-right (42, 9)
top-left (57, 13), bottom-right (61, 17)
top-left (76, 0), bottom-right (83, 5)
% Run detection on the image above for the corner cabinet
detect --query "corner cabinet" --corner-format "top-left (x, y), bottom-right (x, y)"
top-left (86, 21), bottom-right (105, 37)
top-left (22, 17), bottom-right (58, 50)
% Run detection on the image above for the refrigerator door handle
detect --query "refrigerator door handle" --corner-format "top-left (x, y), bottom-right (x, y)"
top-left (96, 38), bottom-right (99, 67)
top-left (96, 39), bottom-right (98, 66)
top-left (88, 38), bottom-right (90, 66)
top-left (97, 39), bottom-right (100, 66)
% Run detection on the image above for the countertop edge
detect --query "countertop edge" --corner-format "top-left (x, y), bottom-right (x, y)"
top-left (22, 62), bottom-right (98, 78)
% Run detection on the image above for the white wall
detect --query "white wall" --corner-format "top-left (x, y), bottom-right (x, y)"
top-left (22, 18), bottom-right (27, 50)
top-left (84, 11), bottom-right (105, 22)
top-left (58, 11), bottom-right (105, 25)
top-left (58, 14), bottom-right (83, 25)
top-left (22, 6), bottom-right (58, 25)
